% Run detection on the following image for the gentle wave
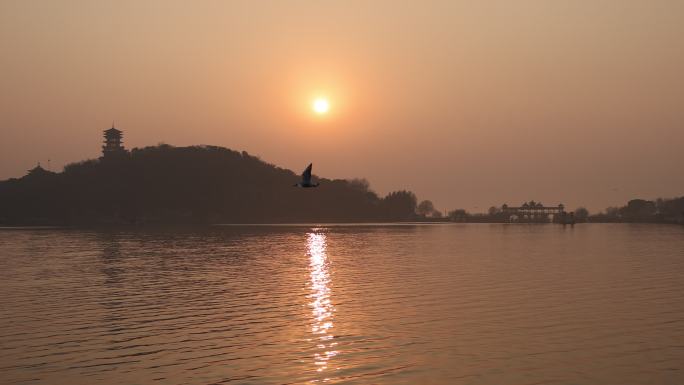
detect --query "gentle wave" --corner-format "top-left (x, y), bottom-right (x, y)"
top-left (1, 224), bottom-right (683, 384)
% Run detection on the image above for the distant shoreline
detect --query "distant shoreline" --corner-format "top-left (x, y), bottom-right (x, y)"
top-left (2, 144), bottom-right (682, 227)
top-left (1, 221), bottom-right (682, 231)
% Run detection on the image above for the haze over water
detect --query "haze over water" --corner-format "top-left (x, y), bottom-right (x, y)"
top-left (1, 224), bottom-right (683, 384)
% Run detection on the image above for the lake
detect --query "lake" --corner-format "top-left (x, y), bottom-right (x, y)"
top-left (1, 224), bottom-right (683, 384)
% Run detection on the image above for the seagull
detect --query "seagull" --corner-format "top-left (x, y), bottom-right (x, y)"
top-left (294, 163), bottom-right (320, 188)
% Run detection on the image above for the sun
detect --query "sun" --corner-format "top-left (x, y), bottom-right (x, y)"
top-left (312, 98), bottom-right (330, 115)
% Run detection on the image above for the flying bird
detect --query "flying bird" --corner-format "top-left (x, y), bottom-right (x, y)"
top-left (294, 163), bottom-right (320, 188)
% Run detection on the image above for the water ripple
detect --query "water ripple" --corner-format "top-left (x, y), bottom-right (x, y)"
top-left (0, 224), bottom-right (683, 384)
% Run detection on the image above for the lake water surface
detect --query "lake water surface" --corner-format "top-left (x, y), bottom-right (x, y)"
top-left (1, 224), bottom-right (683, 384)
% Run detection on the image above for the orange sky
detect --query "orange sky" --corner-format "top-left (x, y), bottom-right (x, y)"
top-left (1, 0), bottom-right (683, 212)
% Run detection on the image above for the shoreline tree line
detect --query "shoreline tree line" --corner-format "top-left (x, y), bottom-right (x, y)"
top-left (1, 144), bottom-right (682, 225)
top-left (0, 145), bottom-right (421, 225)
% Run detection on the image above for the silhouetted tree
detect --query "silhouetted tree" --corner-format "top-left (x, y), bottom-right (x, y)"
top-left (655, 196), bottom-right (684, 221)
top-left (448, 209), bottom-right (469, 222)
top-left (605, 206), bottom-right (620, 218)
top-left (592, 197), bottom-right (684, 223)
top-left (488, 206), bottom-right (500, 216)
top-left (381, 190), bottom-right (417, 220)
top-left (348, 178), bottom-right (371, 192)
top-left (417, 200), bottom-right (436, 217)
top-left (575, 207), bottom-right (589, 222)
top-left (620, 199), bottom-right (656, 220)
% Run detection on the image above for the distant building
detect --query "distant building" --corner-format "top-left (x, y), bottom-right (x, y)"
top-left (101, 125), bottom-right (128, 159)
top-left (501, 200), bottom-right (566, 223)
top-left (25, 162), bottom-right (56, 179)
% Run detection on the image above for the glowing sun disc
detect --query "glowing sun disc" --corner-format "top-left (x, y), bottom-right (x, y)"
top-left (312, 98), bottom-right (330, 114)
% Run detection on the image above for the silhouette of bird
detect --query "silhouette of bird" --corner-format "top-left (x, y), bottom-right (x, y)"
top-left (294, 163), bottom-right (319, 188)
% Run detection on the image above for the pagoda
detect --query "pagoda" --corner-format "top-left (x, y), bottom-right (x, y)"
top-left (101, 125), bottom-right (127, 158)
top-left (26, 162), bottom-right (55, 178)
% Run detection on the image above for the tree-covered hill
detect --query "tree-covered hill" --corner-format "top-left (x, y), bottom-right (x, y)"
top-left (0, 145), bottom-right (419, 225)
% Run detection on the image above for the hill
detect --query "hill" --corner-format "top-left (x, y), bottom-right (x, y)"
top-left (0, 145), bottom-right (419, 225)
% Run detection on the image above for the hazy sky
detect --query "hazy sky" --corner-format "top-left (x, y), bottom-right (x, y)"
top-left (1, 0), bottom-right (682, 212)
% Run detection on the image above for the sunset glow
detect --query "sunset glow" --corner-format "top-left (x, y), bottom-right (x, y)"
top-left (1, 1), bottom-right (683, 212)
top-left (1, 2), bottom-right (684, 384)
top-left (312, 98), bottom-right (330, 115)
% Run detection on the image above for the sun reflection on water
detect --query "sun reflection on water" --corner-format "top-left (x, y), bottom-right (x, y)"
top-left (307, 231), bottom-right (338, 379)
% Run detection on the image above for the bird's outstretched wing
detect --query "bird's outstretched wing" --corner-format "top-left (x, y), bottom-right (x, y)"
top-left (301, 163), bottom-right (313, 184)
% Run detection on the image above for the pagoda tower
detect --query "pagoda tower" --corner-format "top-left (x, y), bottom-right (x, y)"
top-left (102, 125), bottom-right (127, 158)
top-left (26, 162), bottom-right (54, 178)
